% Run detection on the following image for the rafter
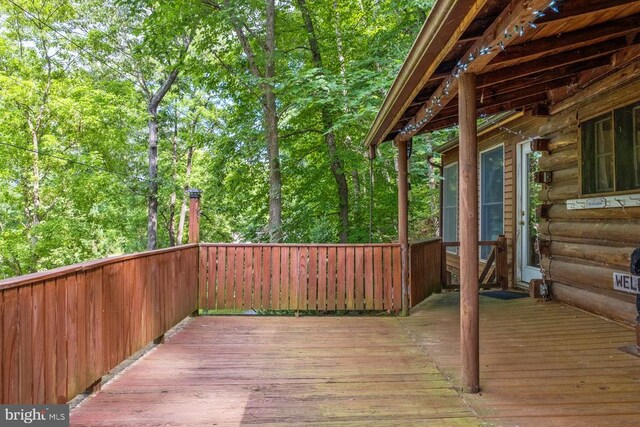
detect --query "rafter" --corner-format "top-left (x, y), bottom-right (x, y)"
top-left (394, 0), bottom-right (552, 143)
top-left (491, 14), bottom-right (640, 66)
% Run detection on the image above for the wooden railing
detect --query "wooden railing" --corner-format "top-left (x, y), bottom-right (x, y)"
top-left (441, 235), bottom-right (508, 289)
top-left (198, 244), bottom-right (403, 312)
top-left (409, 238), bottom-right (442, 307)
top-left (0, 240), bottom-right (445, 405)
top-left (0, 245), bottom-right (198, 405)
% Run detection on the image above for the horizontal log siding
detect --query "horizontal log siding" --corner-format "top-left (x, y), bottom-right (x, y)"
top-left (537, 75), bottom-right (640, 325)
top-left (198, 244), bottom-right (403, 313)
top-left (0, 245), bottom-right (199, 404)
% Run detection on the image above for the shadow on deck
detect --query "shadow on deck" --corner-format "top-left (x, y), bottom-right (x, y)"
top-left (71, 294), bottom-right (640, 426)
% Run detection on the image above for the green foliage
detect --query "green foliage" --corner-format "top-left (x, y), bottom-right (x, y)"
top-left (0, 0), bottom-right (451, 278)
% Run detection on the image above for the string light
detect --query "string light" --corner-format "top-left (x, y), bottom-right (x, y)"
top-left (399, 0), bottom-right (563, 136)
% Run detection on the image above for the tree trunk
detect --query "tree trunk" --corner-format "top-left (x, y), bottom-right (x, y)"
top-left (265, 0), bottom-right (282, 242)
top-left (177, 145), bottom-right (194, 245)
top-left (297, 0), bottom-right (349, 242)
top-left (27, 119), bottom-right (41, 248)
top-left (144, 68), bottom-right (181, 250)
top-left (168, 112), bottom-right (179, 246)
top-left (147, 107), bottom-right (159, 251)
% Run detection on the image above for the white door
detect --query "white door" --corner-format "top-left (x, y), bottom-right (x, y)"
top-left (517, 142), bottom-right (542, 285)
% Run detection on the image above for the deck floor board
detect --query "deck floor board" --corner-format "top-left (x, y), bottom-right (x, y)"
top-left (71, 316), bottom-right (479, 426)
top-left (71, 294), bottom-right (640, 426)
top-left (400, 294), bottom-right (640, 427)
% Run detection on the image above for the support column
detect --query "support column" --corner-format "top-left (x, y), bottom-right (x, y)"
top-left (188, 189), bottom-right (202, 244)
top-left (396, 139), bottom-right (410, 316)
top-left (458, 73), bottom-right (479, 393)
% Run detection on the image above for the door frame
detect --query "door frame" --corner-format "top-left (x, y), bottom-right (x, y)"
top-left (516, 141), bottom-right (542, 286)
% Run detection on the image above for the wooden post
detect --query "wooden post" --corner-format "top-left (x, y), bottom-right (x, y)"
top-left (188, 189), bottom-right (202, 244)
top-left (441, 243), bottom-right (447, 288)
top-left (396, 138), bottom-right (410, 316)
top-left (497, 235), bottom-right (508, 290)
top-left (458, 73), bottom-right (480, 393)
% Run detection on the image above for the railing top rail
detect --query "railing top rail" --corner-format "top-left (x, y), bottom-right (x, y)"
top-left (442, 240), bottom-right (498, 247)
top-left (410, 238), bottom-right (442, 245)
top-left (0, 244), bottom-right (199, 291)
top-left (198, 242), bottom-right (402, 248)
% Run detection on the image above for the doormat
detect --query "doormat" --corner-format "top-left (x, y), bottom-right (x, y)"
top-left (481, 290), bottom-right (528, 300)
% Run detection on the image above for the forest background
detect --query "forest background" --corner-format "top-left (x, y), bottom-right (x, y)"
top-left (0, 0), bottom-right (455, 279)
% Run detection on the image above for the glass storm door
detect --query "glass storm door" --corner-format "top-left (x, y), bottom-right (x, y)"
top-left (517, 142), bottom-right (542, 285)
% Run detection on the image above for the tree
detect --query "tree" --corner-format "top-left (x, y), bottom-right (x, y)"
top-left (295, 0), bottom-right (350, 242)
top-left (204, 0), bottom-right (283, 242)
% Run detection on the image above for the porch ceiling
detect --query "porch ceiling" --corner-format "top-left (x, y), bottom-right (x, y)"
top-left (364, 0), bottom-right (640, 146)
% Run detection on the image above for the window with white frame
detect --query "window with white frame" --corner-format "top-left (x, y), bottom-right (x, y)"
top-left (442, 162), bottom-right (458, 254)
top-left (480, 146), bottom-right (504, 259)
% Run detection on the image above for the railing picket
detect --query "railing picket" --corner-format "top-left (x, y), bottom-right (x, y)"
top-left (393, 246), bottom-right (402, 312)
top-left (261, 247), bottom-right (271, 310)
top-left (383, 247), bottom-right (393, 311)
top-left (308, 247), bottom-right (318, 311)
top-left (336, 247), bottom-right (346, 311)
top-left (299, 247), bottom-right (309, 311)
top-left (199, 247), bottom-right (209, 310)
top-left (271, 246), bottom-right (281, 310)
top-left (225, 248), bottom-right (236, 309)
top-left (364, 247), bottom-right (374, 310)
top-left (327, 247), bottom-right (337, 312)
top-left (253, 246), bottom-right (262, 310)
top-left (216, 247), bottom-right (227, 310)
top-left (243, 247), bottom-right (253, 310)
top-left (345, 247), bottom-right (355, 310)
top-left (374, 247), bottom-right (384, 310)
top-left (66, 275), bottom-right (78, 399)
top-left (3, 288), bottom-right (19, 403)
top-left (289, 247), bottom-right (299, 311)
top-left (317, 247), bottom-right (327, 311)
top-left (32, 283), bottom-right (45, 403)
top-left (280, 247), bottom-right (290, 310)
top-left (355, 247), bottom-right (364, 311)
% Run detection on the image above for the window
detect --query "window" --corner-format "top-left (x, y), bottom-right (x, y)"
top-left (480, 146), bottom-right (504, 259)
top-left (442, 163), bottom-right (458, 254)
top-left (581, 101), bottom-right (640, 195)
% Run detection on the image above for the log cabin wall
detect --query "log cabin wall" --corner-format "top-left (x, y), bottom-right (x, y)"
top-left (440, 115), bottom-right (547, 289)
top-left (441, 66), bottom-right (640, 326)
top-left (536, 70), bottom-right (640, 326)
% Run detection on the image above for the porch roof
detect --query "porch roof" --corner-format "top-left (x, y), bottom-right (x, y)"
top-left (364, 0), bottom-right (640, 147)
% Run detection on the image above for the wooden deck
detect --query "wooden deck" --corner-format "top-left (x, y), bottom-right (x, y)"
top-left (71, 294), bottom-right (640, 426)
top-left (70, 315), bottom-right (479, 426)
top-left (401, 294), bottom-right (640, 426)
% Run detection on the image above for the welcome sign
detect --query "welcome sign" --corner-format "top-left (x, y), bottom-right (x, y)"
top-left (613, 273), bottom-right (640, 295)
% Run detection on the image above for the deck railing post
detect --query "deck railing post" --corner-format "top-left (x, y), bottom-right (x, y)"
top-left (396, 138), bottom-right (410, 316)
top-left (459, 72), bottom-right (480, 393)
top-left (188, 189), bottom-right (202, 244)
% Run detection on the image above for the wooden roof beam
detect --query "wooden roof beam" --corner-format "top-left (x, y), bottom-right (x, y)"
top-left (430, 75), bottom-right (574, 123)
top-left (491, 14), bottom-right (640, 67)
top-left (408, 55), bottom-right (611, 111)
top-left (457, 0), bottom-right (639, 42)
top-left (394, 0), bottom-right (554, 143)
top-left (478, 37), bottom-right (629, 87)
top-left (420, 93), bottom-right (549, 132)
top-left (535, 0), bottom-right (638, 24)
